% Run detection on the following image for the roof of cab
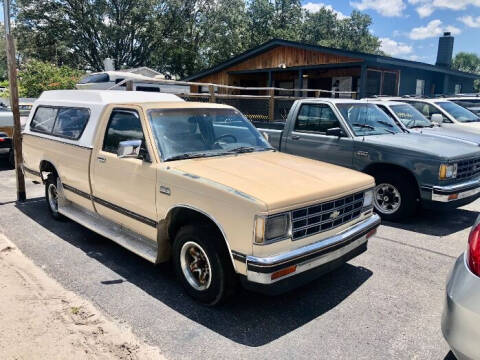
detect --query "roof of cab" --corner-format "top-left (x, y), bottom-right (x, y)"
top-left (37, 90), bottom-right (184, 105)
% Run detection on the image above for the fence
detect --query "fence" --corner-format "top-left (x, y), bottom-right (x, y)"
top-left (116, 79), bottom-right (358, 122)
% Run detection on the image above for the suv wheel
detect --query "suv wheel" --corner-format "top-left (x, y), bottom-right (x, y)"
top-left (173, 224), bottom-right (236, 305)
top-left (45, 174), bottom-right (64, 220)
top-left (373, 172), bottom-right (417, 221)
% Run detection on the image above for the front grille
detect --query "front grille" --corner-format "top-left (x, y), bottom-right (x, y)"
top-left (457, 158), bottom-right (480, 180)
top-left (291, 191), bottom-right (365, 240)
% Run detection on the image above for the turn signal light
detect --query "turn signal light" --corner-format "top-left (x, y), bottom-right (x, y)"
top-left (468, 223), bottom-right (480, 277)
top-left (448, 194), bottom-right (459, 201)
top-left (271, 265), bottom-right (297, 280)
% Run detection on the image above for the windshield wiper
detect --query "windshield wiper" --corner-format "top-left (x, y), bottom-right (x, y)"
top-left (225, 146), bottom-right (257, 154)
top-left (165, 153), bottom-right (211, 161)
top-left (352, 123), bottom-right (375, 130)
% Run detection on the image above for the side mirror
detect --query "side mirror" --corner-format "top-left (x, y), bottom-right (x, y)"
top-left (431, 113), bottom-right (444, 124)
top-left (261, 131), bottom-right (269, 142)
top-left (326, 127), bottom-right (346, 137)
top-left (117, 140), bottom-right (142, 159)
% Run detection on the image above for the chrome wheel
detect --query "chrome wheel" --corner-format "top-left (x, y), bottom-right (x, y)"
top-left (374, 183), bottom-right (401, 215)
top-left (180, 241), bottom-right (212, 291)
top-left (47, 183), bottom-right (58, 213)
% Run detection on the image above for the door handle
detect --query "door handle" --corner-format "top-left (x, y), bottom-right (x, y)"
top-left (291, 135), bottom-right (301, 140)
top-left (97, 156), bottom-right (106, 163)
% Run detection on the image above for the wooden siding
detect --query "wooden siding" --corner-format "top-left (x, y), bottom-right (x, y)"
top-left (195, 45), bottom-right (362, 86)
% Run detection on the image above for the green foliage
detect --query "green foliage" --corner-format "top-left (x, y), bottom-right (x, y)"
top-left (18, 60), bottom-right (83, 98)
top-left (14, 0), bottom-right (384, 78)
top-left (452, 52), bottom-right (480, 91)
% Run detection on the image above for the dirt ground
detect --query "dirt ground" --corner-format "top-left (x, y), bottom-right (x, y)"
top-left (0, 232), bottom-right (165, 360)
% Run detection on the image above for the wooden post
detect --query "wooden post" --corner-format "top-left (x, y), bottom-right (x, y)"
top-left (208, 85), bottom-right (216, 103)
top-left (268, 88), bottom-right (275, 122)
top-left (126, 80), bottom-right (133, 91)
top-left (4, 0), bottom-right (26, 202)
top-left (315, 90), bottom-right (321, 98)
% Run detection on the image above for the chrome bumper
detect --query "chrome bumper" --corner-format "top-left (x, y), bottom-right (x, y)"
top-left (442, 253), bottom-right (480, 360)
top-left (430, 178), bottom-right (480, 202)
top-left (245, 214), bottom-right (380, 285)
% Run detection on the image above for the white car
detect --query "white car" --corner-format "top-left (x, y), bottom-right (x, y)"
top-left (372, 97), bottom-right (480, 131)
top-left (444, 95), bottom-right (480, 116)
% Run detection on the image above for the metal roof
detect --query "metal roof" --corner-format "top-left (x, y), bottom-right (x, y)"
top-left (183, 39), bottom-right (480, 81)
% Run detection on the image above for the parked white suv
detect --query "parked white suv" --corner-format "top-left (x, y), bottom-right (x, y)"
top-left (372, 97), bottom-right (480, 130)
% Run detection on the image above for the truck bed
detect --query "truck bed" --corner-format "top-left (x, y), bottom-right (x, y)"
top-left (252, 121), bottom-right (285, 150)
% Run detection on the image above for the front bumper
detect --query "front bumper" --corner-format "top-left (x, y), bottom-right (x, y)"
top-left (423, 178), bottom-right (480, 205)
top-left (441, 253), bottom-right (480, 360)
top-left (239, 214), bottom-right (380, 294)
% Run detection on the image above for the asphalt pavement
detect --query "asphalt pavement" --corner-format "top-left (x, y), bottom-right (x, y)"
top-left (0, 159), bottom-right (473, 359)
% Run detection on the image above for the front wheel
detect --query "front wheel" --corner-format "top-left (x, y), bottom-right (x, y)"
top-left (373, 173), bottom-right (417, 221)
top-left (172, 224), bottom-right (236, 305)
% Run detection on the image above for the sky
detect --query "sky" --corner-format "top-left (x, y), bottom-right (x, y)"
top-left (302, 0), bottom-right (480, 64)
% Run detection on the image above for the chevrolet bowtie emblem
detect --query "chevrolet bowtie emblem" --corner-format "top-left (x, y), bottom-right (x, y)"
top-left (330, 210), bottom-right (340, 219)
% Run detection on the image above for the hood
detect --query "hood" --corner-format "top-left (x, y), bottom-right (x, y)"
top-left (457, 122), bottom-right (480, 131)
top-left (170, 151), bottom-right (374, 211)
top-left (363, 133), bottom-right (480, 160)
top-left (412, 126), bottom-right (480, 146)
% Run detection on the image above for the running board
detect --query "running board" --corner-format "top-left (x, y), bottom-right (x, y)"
top-left (58, 201), bottom-right (158, 263)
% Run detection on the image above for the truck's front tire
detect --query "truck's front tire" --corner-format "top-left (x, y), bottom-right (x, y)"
top-left (373, 172), bottom-right (417, 221)
top-left (45, 174), bottom-right (65, 221)
top-left (172, 224), bottom-right (236, 305)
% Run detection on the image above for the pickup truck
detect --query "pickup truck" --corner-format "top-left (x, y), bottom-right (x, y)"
top-left (255, 99), bottom-right (480, 221)
top-left (22, 90), bottom-right (380, 305)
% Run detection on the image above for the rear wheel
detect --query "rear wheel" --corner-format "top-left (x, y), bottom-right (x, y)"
top-left (45, 174), bottom-right (64, 220)
top-left (373, 172), bottom-right (417, 221)
top-left (172, 224), bottom-right (236, 305)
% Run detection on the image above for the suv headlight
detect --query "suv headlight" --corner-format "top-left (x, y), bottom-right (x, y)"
top-left (254, 213), bottom-right (291, 244)
top-left (363, 189), bottom-right (374, 209)
top-left (439, 163), bottom-right (457, 180)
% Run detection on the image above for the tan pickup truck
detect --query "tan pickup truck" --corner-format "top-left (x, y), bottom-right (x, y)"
top-left (22, 90), bottom-right (380, 305)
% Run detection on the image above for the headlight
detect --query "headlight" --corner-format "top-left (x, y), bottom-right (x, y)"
top-left (254, 213), bottom-right (291, 244)
top-left (363, 189), bottom-right (374, 208)
top-left (439, 163), bottom-right (457, 180)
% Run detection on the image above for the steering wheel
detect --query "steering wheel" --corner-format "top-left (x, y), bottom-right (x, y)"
top-left (214, 134), bottom-right (237, 144)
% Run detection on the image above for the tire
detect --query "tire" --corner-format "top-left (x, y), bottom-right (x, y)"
top-left (45, 174), bottom-right (65, 221)
top-left (172, 224), bottom-right (236, 305)
top-left (373, 172), bottom-right (418, 221)
top-left (8, 149), bottom-right (14, 168)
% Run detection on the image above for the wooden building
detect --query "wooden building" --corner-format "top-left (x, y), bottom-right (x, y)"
top-left (183, 35), bottom-right (479, 98)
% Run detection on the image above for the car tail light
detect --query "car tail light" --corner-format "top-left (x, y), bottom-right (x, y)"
top-left (0, 138), bottom-right (4, 142)
top-left (468, 223), bottom-right (480, 277)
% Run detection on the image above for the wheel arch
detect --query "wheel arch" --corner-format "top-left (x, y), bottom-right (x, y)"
top-left (39, 160), bottom-right (60, 183)
top-left (157, 205), bottom-right (237, 271)
top-left (363, 162), bottom-right (420, 198)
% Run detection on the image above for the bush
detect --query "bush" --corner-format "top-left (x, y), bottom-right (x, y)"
top-left (18, 60), bottom-right (83, 98)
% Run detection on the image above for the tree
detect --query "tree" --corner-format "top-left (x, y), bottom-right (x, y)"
top-left (16, 0), bottom-right (160, 71)
top-left (452, 52), bottom-right (480, 91)
top-left (18, 60), bottom-right (83, 97)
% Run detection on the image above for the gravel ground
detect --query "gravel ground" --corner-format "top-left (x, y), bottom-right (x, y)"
top-left (0, 159), bottom-right (473, 359)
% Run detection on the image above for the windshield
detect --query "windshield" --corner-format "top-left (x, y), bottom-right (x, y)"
top-left (336, 103), bottom-right (402, 136)
top-left (437, 101), bottom-right (480, 122)
top-left (390, 104), bottom-right (432, 128)
top-left (148, 108), bottom-right (273, 161)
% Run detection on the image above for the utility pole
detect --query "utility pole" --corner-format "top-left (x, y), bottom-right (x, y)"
top-left (4, 0), bottom-right (26, 201)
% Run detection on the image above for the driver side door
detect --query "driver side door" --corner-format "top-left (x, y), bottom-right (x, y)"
top-left (91, 107), bottom-right (158, 242)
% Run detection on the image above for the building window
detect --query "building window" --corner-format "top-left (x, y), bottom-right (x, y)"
top-left (416, 79), bottom-right (425, 96)
top-left (454, 84), bottom-right (462, 94)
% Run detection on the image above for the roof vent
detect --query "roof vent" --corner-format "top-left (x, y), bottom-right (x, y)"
top-left (436, 32), bottom-right (454, 68)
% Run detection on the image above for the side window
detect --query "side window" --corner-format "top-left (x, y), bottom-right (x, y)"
top-left (30, 107), bottom-right (58, 133)
top-left (295, 104), bottom-right (340, 134)
top-left (102, 110), bottom-right (145, 154)
top-left (52, 108), bottom-right (90, 139)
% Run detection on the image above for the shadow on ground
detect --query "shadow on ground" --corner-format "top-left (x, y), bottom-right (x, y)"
top-left (16, 197), bottom-right (372, 347)
top-left (382, 207), bottom-right (478, 237)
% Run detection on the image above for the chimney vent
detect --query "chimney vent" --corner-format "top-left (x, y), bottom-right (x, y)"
top-left (436, 33), bottom-right (454, 68)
